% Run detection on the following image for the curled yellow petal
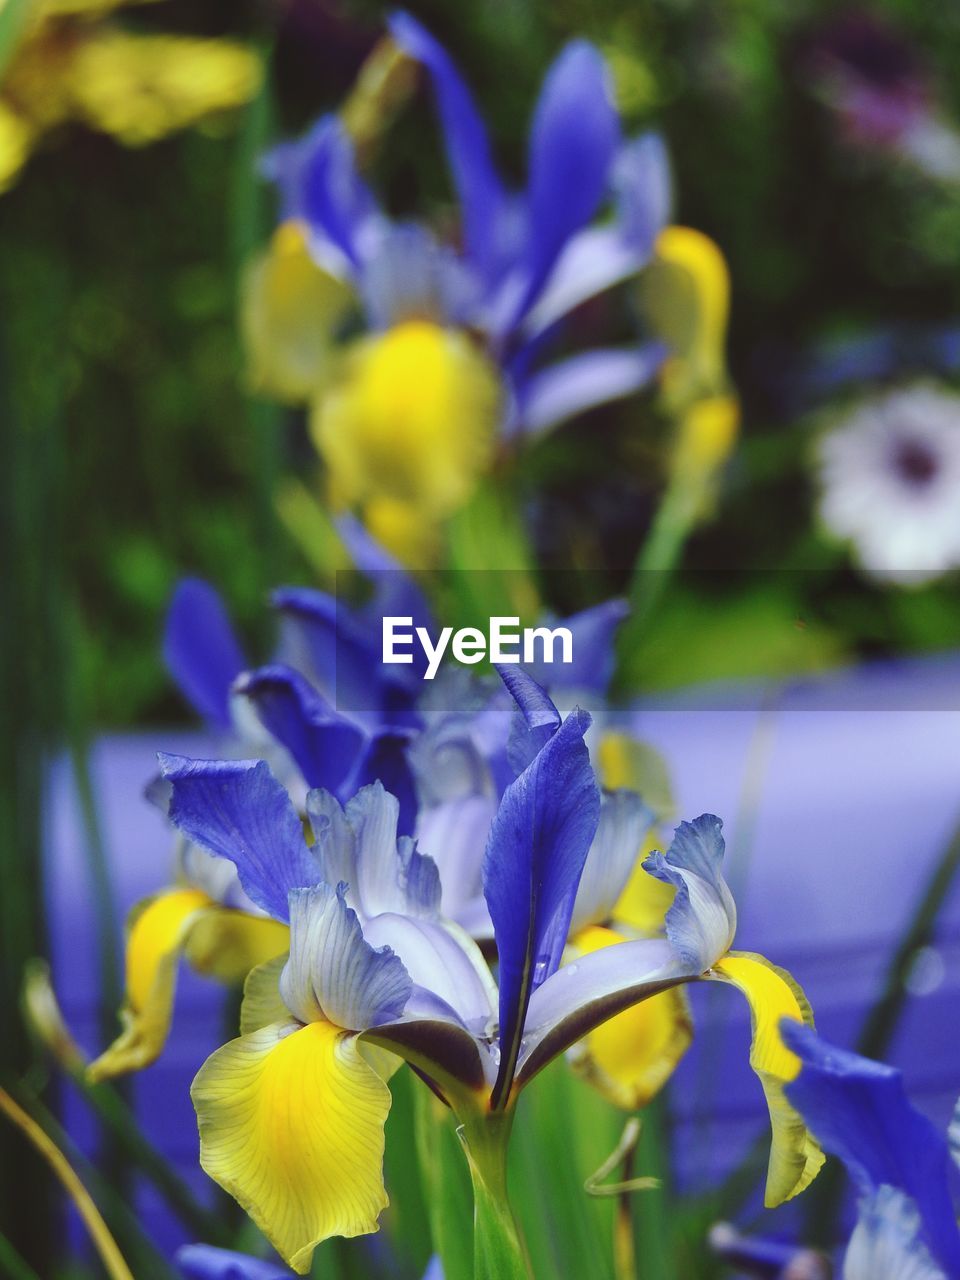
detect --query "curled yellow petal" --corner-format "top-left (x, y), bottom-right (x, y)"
top-left (312, 320), bottom-right (500, 523)
top-left (0, 103), bottom-right (34, 192)
top-left (87, 887), bottom-right (213, 1082)
top-left (193, 1020), bottom-right (391, 1273)
top-left (183, 908), bottom-right (289, 986)
top-left (673, 393), bottom-right (740, 481)
top-left (710, 951), bottom-right (825, 1206)
top-left (641, 225), bottom-right (731, 404)
top-left (242, 221), bottom-right (354, 404)
top-left (567, 926), bottom-right (692, 1110)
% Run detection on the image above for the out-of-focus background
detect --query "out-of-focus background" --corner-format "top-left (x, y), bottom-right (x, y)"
top-left (5, 0), bottom-right (960, 1276)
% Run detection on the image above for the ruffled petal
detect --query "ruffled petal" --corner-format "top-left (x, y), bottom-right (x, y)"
top-left (88, 887), bottom-right (215, 1081)
top-left (308, 782), bottom-right (438, 919)
top-left (163, 578), bottom-right (246, 732)
top-left (643, 814), bottom-right (737, 972)
top-left (159, 755), bottom-right (320, 922)
top-left (279, 883), bottom-right (412, 1030)
top-left (843, 1187), bottom-right (948, 1280)
top-left (192, 1021), bottom-right (391, 1273)
top-left (709, 952), bottom-right (824, 1207)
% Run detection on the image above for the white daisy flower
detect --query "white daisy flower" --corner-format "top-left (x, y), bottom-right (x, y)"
top-left (816, 384), bottom-right (960, 585)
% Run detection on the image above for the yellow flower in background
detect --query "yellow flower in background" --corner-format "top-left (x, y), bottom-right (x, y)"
top-left (312, 320), bottom-right (500, 531)
top-left (245, 16), bottom-right (698, 564)
top-left (0, 0), bottom-right (260, 191)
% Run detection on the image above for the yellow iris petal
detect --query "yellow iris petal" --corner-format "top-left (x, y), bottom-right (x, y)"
top-left (193, 1020), bottom-right (392, 1274)
top-left (710, 951), bottom-right (825, 1207)
top-left (65, 32), bottom-right (261, 146)
top-left (673, 393), bottom-right (740, 480)
top-left (312, 320), bottom-right (500, 525)
top-left (642, 225), bottom-right (731, 403)
top-left (611, 833), bottom-right (676, 936)
top-left (88, 887), bottom-right (213, 1082)
top-left (567, 926), bottom-right (692, 1110)
top-left (242, 220), bottom-right (354, 404)
top-left (183, 909), bottom-right (289, 986)
top-left (0, 103), bottom-right (34, 192)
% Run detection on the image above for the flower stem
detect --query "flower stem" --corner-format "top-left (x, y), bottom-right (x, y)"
top-left (0, 1086), bottom-right (133, 1280)
top-left (458, 1109), bottom-right (530, 1280)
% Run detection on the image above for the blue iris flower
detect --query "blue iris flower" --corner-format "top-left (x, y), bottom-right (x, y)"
top-left (782, 1020), bottom-right (960, 1279)
top-left (263, 10), bottom-right (670, 442)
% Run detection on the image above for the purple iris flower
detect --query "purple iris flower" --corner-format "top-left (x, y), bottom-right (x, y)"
top-left (261, 10), bottom-right (670, 442)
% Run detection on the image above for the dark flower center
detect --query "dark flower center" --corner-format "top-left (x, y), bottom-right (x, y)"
top-left (892, 435), bottom-right (939, 487)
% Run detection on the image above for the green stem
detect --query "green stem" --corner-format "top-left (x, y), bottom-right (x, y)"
top-left (627, 472), bottom-right (699, 628)
top-left (458, 1109), bottom-right (530, 1280)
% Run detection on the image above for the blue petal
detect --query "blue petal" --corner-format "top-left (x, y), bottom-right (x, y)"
top-left (162, 578), bottom-right (246, 732)
top-left (176, 1245), bottom-right (294, 1279)
top-left (389, 12), bottom-right (507, 281)
top-left (273, 585), bottom-right (422, 723)
top-left (611, 132), bottom-right (671, 257)
top-left (359, 219), bottom-right (478, 329)
top-left (570, 790), bottom-right (655, 933)
top-left (234, 664), bottom-right (366, 794)
top-left (307, 781), bottom-right (438, 920)
top-left (512, 344), bottom-right (664, 440)
top-left (497, 665), bottom-right (562, 776)
top-left (281, 883), bottom-right (412, 1031)
top-left (553, 598), bottom-right (630, 693)
top-left (159, 754), bottom-right (319, 922)
top-left (513, 40), bottom-right (621, 324)
top-left (782, 1021), bottom-right (960, 1277)
top-left (643, 814), bottom-right (737, 972)
top-left (844, 1187), bottom-right (948, 1280)
top-left (483, 704), bottom-right (600, 1101)
top-left (262, 115), bottom-right (379, 272)
top-left (351, 731), bottom-right (419, 839)
top-left (336, 513), bottom-right (434, 641)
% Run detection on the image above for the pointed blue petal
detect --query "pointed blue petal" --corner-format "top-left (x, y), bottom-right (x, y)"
top-left (483, 705), bottom-right (600, 1101)
top-left (177, 1245), bottom-right (294, 1279)
top-left (163, 578), bottom-right (246, 732)
top-left (514, 40), bottom-right (620, 323)
top-left (234, 664), bottom-right (365, 793)
top-left (389, 11), bottom-right (506, 279)
top-left (159, 754), bottom-right (319, 922)
top-left (782, 1021), bottom-right (960, 1277)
